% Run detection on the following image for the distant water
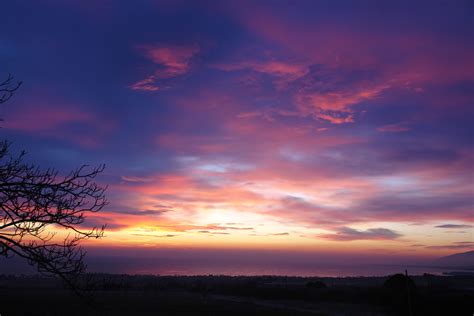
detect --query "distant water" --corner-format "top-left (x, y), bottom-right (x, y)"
top-left (85, 258), bottom-right (464, 277)
top-left (2, 255), bottom-right (469, 276)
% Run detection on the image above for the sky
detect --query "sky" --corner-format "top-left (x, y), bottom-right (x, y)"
top-left (0, 0), bottom-right (473, 264)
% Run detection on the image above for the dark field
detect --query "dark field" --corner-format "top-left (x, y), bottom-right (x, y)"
top-left (0, 273), bottom-right (473, 316)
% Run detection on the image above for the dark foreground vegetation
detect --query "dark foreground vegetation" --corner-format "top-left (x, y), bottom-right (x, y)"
top-left (0, 273), bottom-right (472, 315)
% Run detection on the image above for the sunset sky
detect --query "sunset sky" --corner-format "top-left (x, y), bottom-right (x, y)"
top-left (1, 0), bottom-right (473, 261)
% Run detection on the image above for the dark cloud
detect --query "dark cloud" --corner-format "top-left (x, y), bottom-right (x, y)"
top-left (101, 208), bottom-right (172, 216)
top-left (435, 224), bottom-right (473, 229)
top-left (197, 230), bottom-right (230, 235)
top-left (155, 224), bottom-right (255, 233)
top-left (425, 242), bottom-right (474, 250)
top-left (131, 234), bottom-right (177, 238)
top-left (321, 227), bottom-right (402, 241)
top-left (79, 217), bottom-right (128, 231)
top-left (355, 192), bottom-right (473, 221)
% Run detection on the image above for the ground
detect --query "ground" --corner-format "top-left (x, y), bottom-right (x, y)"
top-left (0, 274), bottom-right (473, 315)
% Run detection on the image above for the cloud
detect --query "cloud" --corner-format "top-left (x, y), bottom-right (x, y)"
top-left (79, 216), bottom-right (127, 231)
top-left (216, 57), bottom-right (391, 124)
top-left (292, 67), bottom-right (390, 124)
top-left (3, 96), bottom-right (115, 148)
top-left (425, 242), bottom-right (474, 250)
top-left (377, 123), bottom-right (411, 133)
top-left (130, 44), bottom-right (199, 91)
top-left (129, 75), bottom-right (163, 91)
top-left (193, 225), bottom-right (253, 232)
top-left (197, 231), bottom-right (229, 235)
top-left (270, 232), bottom-right (289, 236)
top-left (266, 195), bottom-right (357, 227)
top-left (152, 223), bottom-right (255, 233)
top-left (3, 0), bottom-right (473, 255)
top-left (248, 232), bottom-right (290, 237)
top-left (142, 44), bottom-right (199, 77)
top-left (6, 104), bottom-right (94, 132)
top-left (353, 190), bottom-right (473, 223)
top-left (222, 3), bottom-right (474, 125)
top-left (112, 209), bottom-right (171, 216)
top-left (121, 175), bottom-right (154, 183)
top-left (214, 60), bottom-right (308, 89)
top-left (298, 86), bottom-right (382, 114)
top-left (131, 234), bottom-right (177, 238)
top-left (320, 227), bottom-right (402, 241)
top-left (215, 60), bottom-right (307, 77)
top-left (435, 224), bottom-right (473, 229)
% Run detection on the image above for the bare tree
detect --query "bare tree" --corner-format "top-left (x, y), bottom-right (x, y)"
top-left (0, 73), bottom-right (22, 105)
top-left (0, 74), bottom-right (107, 295)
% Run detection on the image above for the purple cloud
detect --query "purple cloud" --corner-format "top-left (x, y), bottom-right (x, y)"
top-left (321, 227), bottom-right (402, 241)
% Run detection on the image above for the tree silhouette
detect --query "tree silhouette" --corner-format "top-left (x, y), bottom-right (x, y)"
top-left (0, 74), bottom-right (107, 295)
top-left (0, 73), bottom-right (21, 105)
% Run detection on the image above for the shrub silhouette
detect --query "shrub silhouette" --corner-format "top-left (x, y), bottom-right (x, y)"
top-left (305, 280), bottom-right (327, 289)
top-left (384, 273), bottom-right (417, 315)
top-left (384, 273), bottom-right (416, 292)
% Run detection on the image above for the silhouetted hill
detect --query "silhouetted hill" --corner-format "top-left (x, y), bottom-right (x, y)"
top-left (435, 250), bottom-right (474, 268)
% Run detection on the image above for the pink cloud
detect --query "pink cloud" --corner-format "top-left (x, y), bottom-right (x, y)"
top-left (214, 60), bottom-right (308, 89)
top-left (4, 97), bottom-right (115, 148)
top-left (217, 4), bottom-right (474, 124)
top-left (141, 44), bottom-right (199, 78)
top-left (6, 103), bottom-right (94, 132)
top-left (129, 75), bottom-right (162, 91)
top-left (130, 44), bottom-right (199, 91)
top-left (106, 129), bottom-right (473, 241)
top-left (377, 123), bottom-right (411, 133)
top-left (120, 176), bottom-right (154, 183)
top-left (293, 82), bottom-right (389, 124)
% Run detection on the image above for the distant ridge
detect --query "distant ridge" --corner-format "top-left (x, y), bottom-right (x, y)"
top-left (435, 250), bottom-right (474, 268)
